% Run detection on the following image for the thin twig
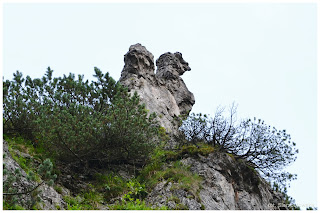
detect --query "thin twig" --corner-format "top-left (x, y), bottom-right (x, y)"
top-left (3, 180), bottom-right (45, 196)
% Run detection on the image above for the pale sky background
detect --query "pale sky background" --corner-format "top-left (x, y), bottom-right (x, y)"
top-left (2, 2), bottom-right (318, 208)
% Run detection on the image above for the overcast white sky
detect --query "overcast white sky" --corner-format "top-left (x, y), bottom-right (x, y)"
top-left (2, 2), bottom-right (318, 208)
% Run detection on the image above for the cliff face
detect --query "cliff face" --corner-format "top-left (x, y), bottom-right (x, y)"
top-left (119, 44), bottom-right (284, 210)
top-left (119, 43), bottom-right (195, 134)
top-left (146, 152), bottom-right (283, 210)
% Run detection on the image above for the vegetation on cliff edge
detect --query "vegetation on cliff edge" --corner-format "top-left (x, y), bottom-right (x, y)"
top-left (3, 68), bottom-right (302, 210)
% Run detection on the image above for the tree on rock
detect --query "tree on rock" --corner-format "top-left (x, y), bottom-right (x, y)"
top-left (3, 67), bottom-right (159, 166)
top-left (179, 104), bottom-right (298, 191)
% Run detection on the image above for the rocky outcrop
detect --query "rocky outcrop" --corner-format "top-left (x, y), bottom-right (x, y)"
top-left (119, 44), bottom-right (284, 210)
top-left (146, 152), bottom-right (284, 210)
top-left (3, 44), bottom-right (286, 210)
top-left (119, 44), bottom-right (195, 134)
top-left (3, 141), bottom-right (66, 210)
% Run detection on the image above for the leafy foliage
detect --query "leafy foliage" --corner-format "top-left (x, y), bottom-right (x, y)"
top-left (109, 178), bottom-right (164, 210)
top-left (64, 195), bottom-right (88, 210)
top-left (93, 172), bottom-right (128, 201)
top-left (179, 104), bottom-right (298, 191)
top-left (3, 67), bottom-right (159, 165)
top-left (124, 180), bottom-right (148, 201)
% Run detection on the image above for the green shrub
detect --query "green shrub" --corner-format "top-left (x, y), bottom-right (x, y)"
top-left (175, 203), bottom-right (189, 210)
top-left (94, 172), bottom-right (128, 201)
top-left (64, 194), bottom-right (101, 210)
top-left (179, 106), bottom-right (299, 191)
top-left (3, 67), bottom-right (159, 165)
top-left (54, 185), bottom-right (63, 194)
top-left (64, 195), bottom-right (86, 210)
top-left (138, 147), bottom-right (167, 181)
top-left (110, 182), bottom-right (165, 210)
top-left (82, 190), bottom-right (103, 209)
top-left (3, 201), bottom-right (25, 210)
top-left (125, 180), bottom-right (148, 200)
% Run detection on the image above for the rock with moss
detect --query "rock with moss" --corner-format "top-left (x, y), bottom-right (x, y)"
top-left (180, 152), bottom-right (284, 210)
top-left (145, 148), bottom-right (284, 210)
top-left (3, 140), bottom-right (66, 210)
top-left (146, 181), bottom-right (201, 210)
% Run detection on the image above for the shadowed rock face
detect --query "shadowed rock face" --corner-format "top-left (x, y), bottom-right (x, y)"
top-left (119, 44), bottom-right (195, 133)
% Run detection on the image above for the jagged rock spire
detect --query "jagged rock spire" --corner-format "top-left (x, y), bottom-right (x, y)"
top-left (119, 43), bottom-right (195, 133)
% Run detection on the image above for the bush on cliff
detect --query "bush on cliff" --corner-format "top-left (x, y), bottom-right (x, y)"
top-left (179, 103), bottom-right (298, 191)
top-left (3, 67), bottom-right (159, 165)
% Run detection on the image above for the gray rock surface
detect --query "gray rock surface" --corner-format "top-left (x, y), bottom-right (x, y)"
top-left (3, 140), bottom-right (66, 210)
top-left (146, 152), bottom-right (284, 210)
top-left (146, 181), bottom-right (202, 210)
top-left (119, 43), bottom-right (195, 134)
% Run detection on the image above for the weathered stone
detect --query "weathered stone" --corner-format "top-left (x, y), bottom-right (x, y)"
top-left (14, 150), bottom-right (32, 159)
top-left (146, 152), bottom-right (284, 210)
top-left (145, 181), bottom-right (201, 210)
top-left (119, 44), bottom-right (195, 134)
top-left (120, 43), bottom-right (155, 81)
top-left (3, 141), bottom-right (66, 210)
top-left (156, 52), bottom-right (195, 116)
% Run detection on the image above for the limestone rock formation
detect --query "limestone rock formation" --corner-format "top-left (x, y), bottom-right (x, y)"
top-left (3, 44), bottom-right (287, 210)
top-left (119, 45), bottom-right (285, 210)
top-left (119, 44), bottom-right (195, 133)
top-left (3, 141), bottom-right (66, 210)
top-left (146, 152), bottom-right (284, 210)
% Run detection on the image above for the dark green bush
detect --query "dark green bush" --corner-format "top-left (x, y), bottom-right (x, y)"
top-left (179, 104), bottom-right (298, 191)
top-left (3, 67), bottom-right (159, 165)
top-left (93, 172), bottom-right (128, 201)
